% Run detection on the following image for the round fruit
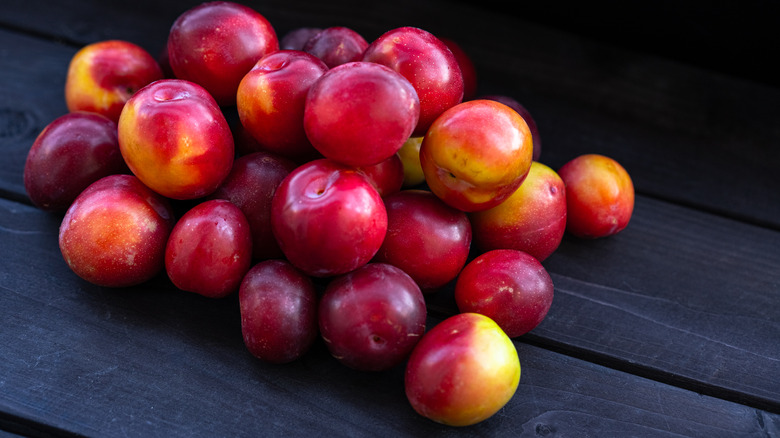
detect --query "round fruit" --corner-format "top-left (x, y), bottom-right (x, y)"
top-left (270, 159), bottom-right (388, 277)
top-left (455, 249), bottom-right (554, 338)
top-left (118, 79), bottom-right (234, 200)
top-left (303, 61), bottom-right (420, 167)
top-left (59, 174), bottom-right (175, 288)
top-left (65, 39), bottom-right (164, 123)
top-left (558, 153), bottom-right (635, 238)
top-left (469, 161), bottom-right (566, 261)
top-left (319, 263), bottom-right (427, 371)
top-left (405, 312), bottom-right (520, 426)
top-left (24, 112), bottom-right (128, 212)
top-left (420, 99), bottom-right (533, 212)
top-left (166, 1), bottom-right (278, 106)
top-left (239, 259), bottom-right (319, 364)
top-left (164, 199), bottom-right (252, 298)
top-left (373, 189), bottom-right (471, 292)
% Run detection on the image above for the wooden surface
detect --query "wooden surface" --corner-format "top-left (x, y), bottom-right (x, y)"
top-left (1, 1), bottom-right (779, 437)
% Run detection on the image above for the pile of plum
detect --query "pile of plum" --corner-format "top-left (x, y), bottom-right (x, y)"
top-left (23, 1), bottom-right (634, 427)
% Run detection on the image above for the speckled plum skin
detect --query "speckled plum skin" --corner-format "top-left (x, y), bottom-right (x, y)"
top-left (362, 26), bottom-right (464, 136)
top-left (303, 61), bottom-right (420, 167)
top-left (469, 161), bottom-right (566, 262)
top-left (557, 154), bottom-right (635, 238)
top-left (440, 37), bottom-right (477, 101)
top-left (372, 190), bottom-right (471, 292)
top-left (164, 199), bottom-right (252, 298)
top-left (118, 79), bottom-right (234, 200)
top-left (65, 40), bottom-right (164, 123)
top-left (420, 99), bottom-right (533, 212)
top-left (237, 50), bottom-right (328, 163)
top-left (24, 112), bottom-right (128, 212)
top-left (58, 174), bottom-right (175, 288)
top-left (404, 312), bottom-right (520, 426)
top-left (166, 1), bottom-right (278, 106)
top-left (454, 249), bottom-right (554, 338)
top-left (239, 259), bottom-right (318, 364)
top-left (270, 159), bottom-right (388, 277)
top-left (318, 263), bottom-right (426, 371)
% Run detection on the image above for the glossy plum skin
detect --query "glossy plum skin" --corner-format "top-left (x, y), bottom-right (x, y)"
top-left (469, 161), bottom-right (567, 262)
top-left (280, 27), bottom-right (323, 50)
top-left (166, 1), bottom-right (278, 106)
top-left (118, 79), bottom-right (234, 200)
top-left (165, 199), bottom-right (252, 298)
top-left (65, 40), bottom-right (164, 123)
top-left (239, 259), bottom-right (318, 364)
top-left (558, 154), bottom-right (635, 238)
top-left (303, 61), bottom-right (420, 167)
top-left (455, 249), bottom-right (554, 338)
top-left (24, 112), bottom-right (128, 212)
top-left (237, 50), bottom-right (328, 163)
top-left (209, 151), bottom-right (297, 261)
top-left (440, 37), bottom-right (477, 101)
top-left (355, 153), bottom-right (404, 198)
top-left (481, 94), bottom-right (542, 161)
top-left (373, 190), bottom-right (471, 292)
top-left (318, 263), bottom-right (426, 371)
top-left (303, 26), bottom-right (369, 68)
top-left (362, 26), bottom-right (464, 136)
top-left (270, 159), bottom-right (388, 277)
top-left (59, 174), bottom-right (175, 288)
top-left (405, 312), bottom-right (520, 426)
top-left (420, 99), bottom-right (533, 212)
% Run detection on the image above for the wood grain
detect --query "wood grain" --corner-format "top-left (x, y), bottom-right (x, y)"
top-left (1, 201), bottom-right (777, 437)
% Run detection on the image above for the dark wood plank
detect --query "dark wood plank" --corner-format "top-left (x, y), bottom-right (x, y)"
top-left (1, 0), bottom-right (779, 228)
top-left (1, 199), bottom-right (778, 437)
top-left (0, 30), bottom-right (73, 204)
top-left (425, 194), bottom-right (780, 412)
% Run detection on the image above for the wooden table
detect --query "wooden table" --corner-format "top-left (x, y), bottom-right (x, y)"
top-left (2, 1), bottom-right (778, 436)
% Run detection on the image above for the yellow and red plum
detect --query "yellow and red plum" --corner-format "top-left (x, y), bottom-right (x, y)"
top-left (481, 94), bottom-right (542, 162)
top-left (558, 154), bottom-right (634, 238)
top-left (118, 79), bottom-right (234, 200)
top-left (420, 99), bottom-right (533, 212)
top-left (405, 312), bottom-right (520, 426)
top-left (58, 174), bottom-right (175, 288)
top-left (237, 50), bottom-right (328, 163)
top-left (469, 161), bottom-right (566, 262)
top-left (65, 40), bottom-right (164, 123)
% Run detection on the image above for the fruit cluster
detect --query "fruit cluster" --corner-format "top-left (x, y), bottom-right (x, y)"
top-left (23, 1), bottom-right (635, 427)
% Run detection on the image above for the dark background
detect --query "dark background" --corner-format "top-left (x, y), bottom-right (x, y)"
top-left (459, 0), bottom-right (779, 89)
